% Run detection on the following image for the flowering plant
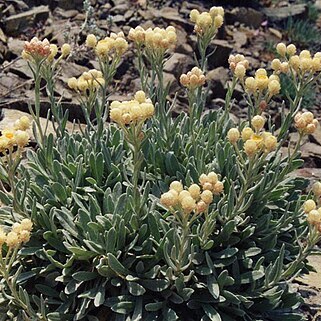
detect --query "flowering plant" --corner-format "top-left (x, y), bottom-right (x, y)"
top-left (0, 6), bottom-right (320, 321)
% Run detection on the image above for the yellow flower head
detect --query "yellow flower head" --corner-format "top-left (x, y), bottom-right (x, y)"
top-left (86, 34), bottom-right (97, 48)
top-left (21, 219), bottom-right (33, 232)
top-left (180, 67), bottom-right (206, 90)
top-left (227, 128), bottom-right (240, 144)
top-left (191, 6), bottom-right (224, 35)
top-left (244, 139), bottom-right (258, 157)
top-left (0, 229), bottom-right (7, 247)
top-left (61, 43), bottom-right (71, 57)
top-left (6, 231), bottom-right (20, 248)
top-left (110, 91), bottom-right (154, 125)
top-left (14, 116), bottom-right (31, 131)
top-left (15, 130), bottom-right (29, 148)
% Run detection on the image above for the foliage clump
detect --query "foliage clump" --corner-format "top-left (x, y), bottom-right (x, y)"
top-left (0, 5), bottom-right (320, 321)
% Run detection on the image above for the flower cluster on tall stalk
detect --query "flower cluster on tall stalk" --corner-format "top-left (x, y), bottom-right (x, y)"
top-left (22, 37), bottom-right (71, 142)
top-left (128, 25), bottom-right (177, 137)
top-left (110, 91), bottom-right (154, 216)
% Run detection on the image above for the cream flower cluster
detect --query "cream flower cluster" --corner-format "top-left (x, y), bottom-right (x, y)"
top-left (160, 173), bottom-right (223, 215)
top-left (0, 219), bottom-right (33, 249)
top-left (245, 68), bottom-right (281, 96)
top-left (228, 54), bottom-right (249, 79)
top-left (294, 111), bottom-right (318, 135)
top-left (190, 7), bottom-right (224, 35)
top-left (0, 117), bottom-right (31, 152)
top-left (86, 32), bottom-right (128, 59)
top-left (272, 43), bottom-right (321, 75)
top-left (129, 26), bottom-right (177, 51)
top-left (22, 37), bottom-right (51, 59)
top-left (110, 91), bottom-right (155, 125)
top-left (180, 67), bottom-right (206, 89)
top-left (303, 199), bottom-right (321, 232)
top-left (67, 69), bottom-right (105, 92)
top-left (22, 38), bottom-right (71, 62)
top-left (228, 116), bottom-right (277, 157)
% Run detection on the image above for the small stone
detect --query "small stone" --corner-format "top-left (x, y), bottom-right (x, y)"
top-left (9, 59), bottom-right (33, 79)
top-left (7, 38), bottom-right (25, 57)
top-left (209, 40), bottom-right (233, 69)
top-left (225, 7), bottom-right (264, 29)
top-left (263, 4), bottom-right (307, 22)
top-left (4, 5), bottom-right (50, 36)
top-left (61, 62), bottom-right (88, 79)
top-left (269, 28), bottom-right (283, 39)
top-left (207, 67), bottom-right (229, 98)
top-left (164, 53), bottom-right (194, 78)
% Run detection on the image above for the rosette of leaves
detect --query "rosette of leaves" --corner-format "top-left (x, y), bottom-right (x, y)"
top-left (0, 102), bottom-right (314, 321)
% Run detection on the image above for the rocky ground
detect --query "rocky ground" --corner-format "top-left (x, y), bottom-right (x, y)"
top-left (0, 0), bottom-right (321, 319)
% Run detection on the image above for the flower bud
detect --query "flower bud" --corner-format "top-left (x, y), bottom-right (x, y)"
top-left (234, 64), bottom-right (246, 79)
top-left (244, 139), bottom-right (257, 157)
top-left (134, 90), bottom-right (146, 104)
top-left (241, 127), bottom-right (254, 141)
top-left (245, 77), bottom-right (257, 93)
top-left (15, 130), bottom-right (29, 147)
top-left (12, 223), bottom-right (22, 234)
top-left (190, 9), bottom-right (200, 22)
top-left (268, 79), bottom-right (281, 96)
top-left (271, 59), bottom-right (281, 71)
top-left (86, 34), bottom-right (97, 48)
top-left (181, 196), bottom-right (196, 212)
top-left (170, 181), bottom-right (183, 193)
top-left (203, 182), bottom-right (213, 191)
top-left (199, 174), bottom-right (209, 185)
top-left (312, 182), bottom-right (321, 197)
top-left (19, 230), bottom-right (31, 243)
top-left (289, 55), bottom-right (300, 70)
top-left (188, 184), bottom-right (201, 199)
top-left (286, 44), bottom-right (296, 56)
top-left (201, 190), bottom-right (213, 204)
top-left (264, 135), bottom-right (277, 152)
top-left (21, 219), bottom-right (33, 231)
top-left (179, 190), bottom-right (191, 202)
top-left (301, 112), bottom-right (314, 124)
top-left (300, 50), bottom-right (311, 59)
top-left (305, 123), bottom-right (316, 134)
top-left (6, 231), bottom-right (20, 248)
top-left (214, 15), bottom-right (224, 28)
top-left (213, 181), bottom-right (224, 194)
top-left (61, 43), bottom-right (71, 57)
top-left (68, 77), bottom-right (78, 90)
top-left (207, 172), bottom-right (218, 185)
top-left (196, 200), bottom-right (207, 213)
top-left (160, 192), bottom-right (176, 207)
top-left (307, 210), bottom-right (321, 225)
top-left (276, 43), bottom-right (286, 56)
top-left (0, 229), bottom-right (6, 246)
top-left (227, 128), bottom-right (240, 144)
top-left (252, 115), bottom-right (265, 131)
top-left (304, 199), bottom-right (316, 213)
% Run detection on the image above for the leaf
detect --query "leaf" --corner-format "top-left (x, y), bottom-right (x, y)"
top-left (94, 287), bottom-right (105, 307)
top-left (212, 248), bottom-right (238, 259)
top-left (51, 182), bottom-right (68, 203)
top-left (239, 270), bottom-right (264, 284)
top-left (145, 302), bottom-right (163, 312)
top-left (207, 275), bottom-right (220, 299)
top-left (72, 271), bottom-right (98, 282)
top-left (108, 253), bottom-right (130, 276)
top-left (128, 282), bottom-right (146, 296)
top-left (202, 304), bottom-right (222, 321)
top-left (111, 302), bottom-right (134, 314)
top-left (141, 279), bottom-right (170, 292)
